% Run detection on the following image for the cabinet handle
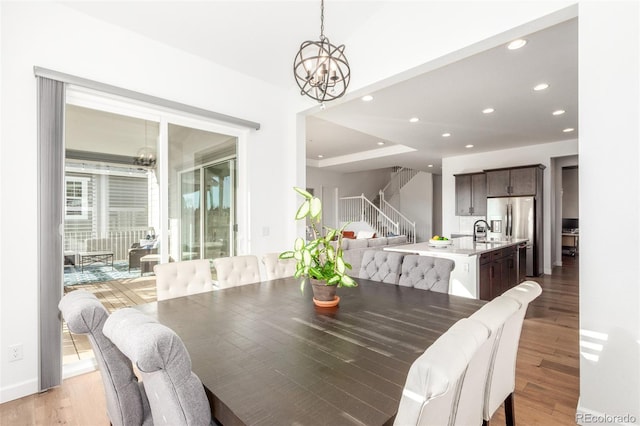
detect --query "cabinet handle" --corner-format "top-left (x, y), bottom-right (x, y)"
top-left (490, 265), bottom-right (494, 279)
top-left (470, 206), bottom-right (474, 214)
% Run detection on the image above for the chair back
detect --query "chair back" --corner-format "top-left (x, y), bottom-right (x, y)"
top-left (395, 318), bottom-right (489, 426)
top-left (58, 290), bottom-right (151, 426)
top-left (262, 252), bottom-right (297, 280)
top-left (104, 308), bottom-right (211, 426)
top-left (477, 281), bottom-right (542, 419)
top-left (212, 255), bottom-right (261, 288)
top-left (463, 296), bottom-right (522, 425)
top-left (398, 255), bottom-right (455, 293)
top-left (358, 250), bottom-right (404, 284)
top-left (154, 259), bottom-right (214, 301)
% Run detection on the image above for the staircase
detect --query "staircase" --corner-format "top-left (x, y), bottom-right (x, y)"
top-left (338, 167), bottom-right (419, 243)
top-left (339, 194), bottom-right (399, 238)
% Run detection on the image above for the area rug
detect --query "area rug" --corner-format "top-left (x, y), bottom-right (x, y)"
top-left (64, 261), bottom-right (144, 286)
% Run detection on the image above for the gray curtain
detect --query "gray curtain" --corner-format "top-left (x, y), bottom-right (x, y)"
top-left (37, 76), bottom-right (65, 390)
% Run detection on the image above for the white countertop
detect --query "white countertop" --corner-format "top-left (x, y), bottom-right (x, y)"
top-left (385, 236), bottom-right (528, 257)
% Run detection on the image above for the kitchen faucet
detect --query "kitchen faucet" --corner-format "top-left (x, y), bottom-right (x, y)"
top-left (473, 219), bottom-right (492, 242)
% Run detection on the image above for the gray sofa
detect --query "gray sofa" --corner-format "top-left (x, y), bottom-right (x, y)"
top-left (336, 235), bottom-right (408, 274)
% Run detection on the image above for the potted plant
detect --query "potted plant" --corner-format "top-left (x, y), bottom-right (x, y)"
top-left (279, 187), bottom-right (357, 307)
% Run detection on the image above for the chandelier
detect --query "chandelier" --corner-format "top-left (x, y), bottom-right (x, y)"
top-left (133, 120), bottom-right (157, 168)
top-left (293, 0), bottom-right (350, 104)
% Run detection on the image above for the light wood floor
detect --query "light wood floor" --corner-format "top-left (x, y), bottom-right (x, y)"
top-left (62, 277), bottom-right (157, 364)
top-left (1, 257), bottom-right (579, 425)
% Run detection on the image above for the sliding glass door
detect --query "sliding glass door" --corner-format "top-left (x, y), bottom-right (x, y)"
top-left (168, 123), bottom-right (237, 262)
top-left (179, 160), bottom-right (235, 261)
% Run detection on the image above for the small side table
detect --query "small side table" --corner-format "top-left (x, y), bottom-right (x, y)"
top-left (140, 254), bottom-right (161, 276)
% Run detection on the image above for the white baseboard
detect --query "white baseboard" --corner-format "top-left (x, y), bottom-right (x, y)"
top-left (0, 360), bottom-right (98, 404)
top-left (62, 358), bottom-right (97, 379)
top-left (576, 398), bottom-right (639, 426)
top-left (0, 377), bottom-right (38, 404)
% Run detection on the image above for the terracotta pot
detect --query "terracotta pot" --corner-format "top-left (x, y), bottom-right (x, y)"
top-left (310, 279), bottom-right (339, 307)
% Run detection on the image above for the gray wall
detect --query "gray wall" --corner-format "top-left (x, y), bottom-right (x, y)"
top-left (562, 166), bottom-right (579, 218)
top-left (432, 174), bottom-right (442, 236)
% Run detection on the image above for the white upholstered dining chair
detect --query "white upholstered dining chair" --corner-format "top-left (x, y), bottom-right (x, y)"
top-left (103, 308), bottom-right (211, 426)
top-left (212, 255), bottom-right (261, 288)
top-left (463, 295), bottom-right (522, 426)
top-left (261, 252), bottom-right (297, 280)
top-left (475, 281), bottom-right (542, 426)
top-left (395, 318), bottom-right (490, 426)
top-left (58, 290), bottom-right (152, 426)
top-left (154, 259), bottom-right (215, 301)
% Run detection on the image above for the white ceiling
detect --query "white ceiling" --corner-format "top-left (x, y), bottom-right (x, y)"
top-left (62, 2), bottom-right (578, 175)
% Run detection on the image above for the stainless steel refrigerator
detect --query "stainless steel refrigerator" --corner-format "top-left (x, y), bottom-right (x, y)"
top-left (486, 196), bottom-right (538, 276)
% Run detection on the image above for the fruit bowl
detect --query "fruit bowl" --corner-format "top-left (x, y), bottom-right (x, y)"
top-left (429, 238), bottom-right (453, 247)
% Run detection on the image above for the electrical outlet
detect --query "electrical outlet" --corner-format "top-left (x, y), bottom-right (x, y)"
top-left (8, 344), bottom-right (23, 362)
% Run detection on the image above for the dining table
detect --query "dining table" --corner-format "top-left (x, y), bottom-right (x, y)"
top-left (134, 277), bottom-right (486, 426)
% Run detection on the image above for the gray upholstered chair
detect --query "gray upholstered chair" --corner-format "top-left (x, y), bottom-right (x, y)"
top-left (154, 259), bottom-right (215, 301)
top-left (398, 255), bottom-right (455, 293)
top-left (358, 250), bottom-right (404, 284)
top-left (261, 252), bottom-right (297, 280)
top-left (103, 308), bottom-right (212, 426)
top-left (212, 255), bottom-right (261, 288)
top-left (475, 281), bottom-right (542, 426)
top-left (395, 318), bottom-right (490, 425)
top-left (58, 290), bottom-right (152, 426)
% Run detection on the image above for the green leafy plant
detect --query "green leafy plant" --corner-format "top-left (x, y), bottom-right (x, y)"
top-left (279, 187), bottom-right (357, 289)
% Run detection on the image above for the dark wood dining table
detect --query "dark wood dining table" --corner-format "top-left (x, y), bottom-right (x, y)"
top-left (134, 277), bottom-right (486, 426)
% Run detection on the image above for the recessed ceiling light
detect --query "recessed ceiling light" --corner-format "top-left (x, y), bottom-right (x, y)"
top-left (318, 154), bottom-right (324, 158)
top-left (442, 133), bottom-right (451, 138)
top-left (482, 108), bottom-right (495, 114)
top-left (563, 128), bottom-right (575, 133)
top-left (552, 109), bottom-right (566, 116)
top-left (409, 117), bottom-right (420, 123)
top-left (465, 144), bottom-right (474, 149)
top-left (507, 39), bottom-right (527, 50)
top-left (362, 95), bottom-right (374, 102)
top-left (533, 83), bottom-right (550, 91)
top-left (427, 164), bottom-right (433, 168)
top-left (377, 141), bottom-right (385, 146)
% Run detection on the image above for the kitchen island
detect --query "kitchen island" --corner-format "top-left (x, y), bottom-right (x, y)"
top-left (385, 237), bottom-right (528, 300)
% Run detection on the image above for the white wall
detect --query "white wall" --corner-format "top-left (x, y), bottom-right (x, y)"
top-left (0, 2), bottom-right (298, 402)
top-left (306, 166), bottom-right (392, 200)
top-left (394, 172), bottom-right (433, 242)
top-left (577, 2), bottom-right (640, 423)
top-left (443, 139), bottom-right (578, 275)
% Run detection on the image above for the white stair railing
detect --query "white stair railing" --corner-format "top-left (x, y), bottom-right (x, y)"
top-left (339, 194), bottom-right (399, 237)
top-left (381, 167), bottom-right (420, 201)
top-left (379, 191), bottom-right (416, 243)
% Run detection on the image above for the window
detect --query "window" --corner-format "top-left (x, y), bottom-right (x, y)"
top-left (65, 176), bottom-right (89, 220)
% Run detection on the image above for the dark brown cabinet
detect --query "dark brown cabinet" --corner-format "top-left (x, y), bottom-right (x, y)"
top-left (455, 172), bottom-right (486, 216)
top-left (486, 165), bottom-right (542, 197)
top-left (479, 245), bottom-right (518, 301)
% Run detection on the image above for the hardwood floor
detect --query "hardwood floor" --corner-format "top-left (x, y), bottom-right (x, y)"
top-left (489, 255), bottom-right (579, 425)
top-left (1, 257), bottom-right (579, 425)
top-left (62, 277), bottom-right (157, 363)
